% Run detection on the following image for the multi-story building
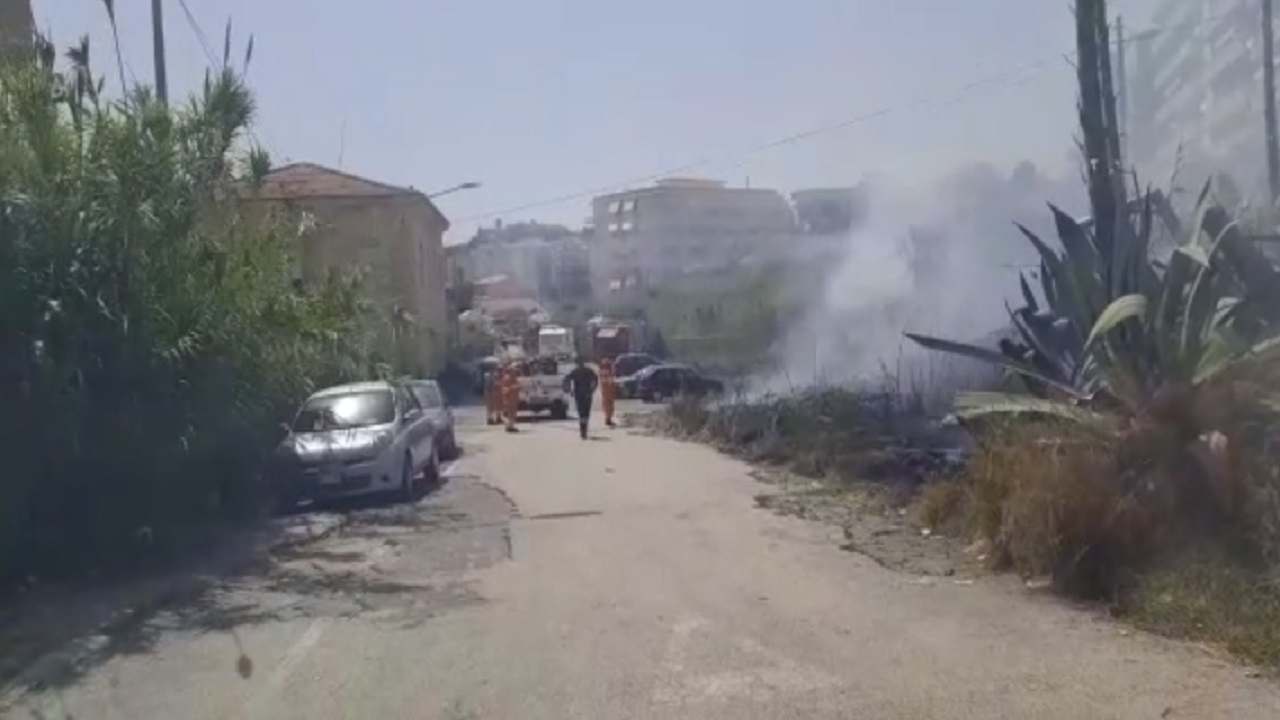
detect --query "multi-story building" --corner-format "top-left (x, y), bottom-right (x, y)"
top-left (589, 178), bottom-right (796, 295)
top-left (456, 221), bottom-right (591, 304)
top-left (243, 162), bottom-right (451, 374)
top-left (1130, 0), bottom-right (1273, 198)
top-left (791, 187), bottom-right (867, 235)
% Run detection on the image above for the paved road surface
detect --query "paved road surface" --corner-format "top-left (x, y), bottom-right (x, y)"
top-left (6, 405), bottom-right (1280, 719)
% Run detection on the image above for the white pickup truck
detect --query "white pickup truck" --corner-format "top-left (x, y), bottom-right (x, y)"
top-left (517, 356), bottom-right (570, 419)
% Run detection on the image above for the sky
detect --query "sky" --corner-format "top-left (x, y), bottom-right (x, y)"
top-left (33, 0), bottom-right (1158, 244)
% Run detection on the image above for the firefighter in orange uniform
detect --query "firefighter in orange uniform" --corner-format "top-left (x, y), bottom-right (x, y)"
top-left (599, 357), bottom-right (617, 428)
top-left (502, 361), bottom-right (520, 433)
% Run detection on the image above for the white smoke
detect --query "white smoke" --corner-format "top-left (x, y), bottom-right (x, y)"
top-left (756, 162), bottom-right (1086, 403)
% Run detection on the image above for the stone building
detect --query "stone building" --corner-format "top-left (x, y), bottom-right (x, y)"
top-left (244, 162), bottom-right (451, 374)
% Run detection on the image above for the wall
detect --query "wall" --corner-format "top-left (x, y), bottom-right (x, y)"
top-left (252, 195), bottom-right (449, 374)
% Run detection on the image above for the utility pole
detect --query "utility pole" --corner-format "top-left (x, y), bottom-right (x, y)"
top-left (1263, 0), bottom-right (1280, 201)
top-left (151, 0), bottom-right (168, 104)
top-left (1115, 15), bottom-right (1129, 167)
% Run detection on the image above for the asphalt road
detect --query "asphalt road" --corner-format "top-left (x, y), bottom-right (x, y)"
top-left (6, 404), bottom-right (1280, 719)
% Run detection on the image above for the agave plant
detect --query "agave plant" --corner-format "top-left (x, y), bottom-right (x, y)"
top-left (905, 0), bottom-right (1280, 425)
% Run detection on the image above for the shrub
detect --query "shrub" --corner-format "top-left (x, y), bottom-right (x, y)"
top-left (0, 39), bottom-right (379, 585)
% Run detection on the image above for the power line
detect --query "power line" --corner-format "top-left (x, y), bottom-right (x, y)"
top-left (171, 0), bottom-right (277, 151)
top-left (454, 10), bottom-right (1242, 226)
top-left (175, 0), bottom-right (217, 66)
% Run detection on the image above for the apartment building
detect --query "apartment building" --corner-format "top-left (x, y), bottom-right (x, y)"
top-left (1131, 0), bottom-right (1272, 197)
top-left (457, 221), bottom-right (592, 304)
top-left (589, 178), bottom-right (796, 295)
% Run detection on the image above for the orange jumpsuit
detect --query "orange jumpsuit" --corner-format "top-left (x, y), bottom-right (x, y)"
top-left (502, 364), bottom-right (520, 432)
top-left (600, 359), bottom-right (617, 427)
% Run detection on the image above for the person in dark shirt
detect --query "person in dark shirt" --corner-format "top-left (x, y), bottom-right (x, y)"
top-left (563, 356), bottom-right (599, 439)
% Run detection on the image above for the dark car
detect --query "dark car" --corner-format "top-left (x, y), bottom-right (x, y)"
top-left (634, 363), bottom-right (724, 402)
top-left (614, 353), bottom-right (661, 378)
top-left (617, 364), bottom-right (658, 400)
top-left (613, 353), bottom-right (662, 399)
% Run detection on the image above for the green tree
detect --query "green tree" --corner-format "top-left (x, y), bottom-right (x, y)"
top-left (0, 37), bottom-right (377, 584)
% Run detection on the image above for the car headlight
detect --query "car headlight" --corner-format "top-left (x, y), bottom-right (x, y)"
top-left (360, 431), bottom-right (396, 458)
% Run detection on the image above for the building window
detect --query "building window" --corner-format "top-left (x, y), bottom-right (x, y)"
top-left (608, 200), bottom-right (621, 214)
top-left (621, 199), bottom-right (636, 213)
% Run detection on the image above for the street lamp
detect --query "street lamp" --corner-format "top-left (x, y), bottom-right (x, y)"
top-left (427, 181), bottom-right (482, 199)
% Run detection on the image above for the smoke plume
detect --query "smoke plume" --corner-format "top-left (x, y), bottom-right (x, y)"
top-left (758, 161), bottom-right (1086, 402)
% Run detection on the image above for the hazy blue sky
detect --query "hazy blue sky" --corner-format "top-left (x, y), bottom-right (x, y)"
top-left (33, 1), bottom-right (1157, 243)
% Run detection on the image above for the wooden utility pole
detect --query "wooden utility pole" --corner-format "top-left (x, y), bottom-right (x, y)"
top-left (1115, 15), bottom-right (1129, 166)
top-left (151, 0), bottom-right (168, 104)
top-left (1263, 0), bottom-right (1280, 200)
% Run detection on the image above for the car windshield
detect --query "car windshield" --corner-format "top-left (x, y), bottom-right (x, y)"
top-left (411, 383), bottom-right (444, 409)
top-left (292, 390), bottom-right (395, 432)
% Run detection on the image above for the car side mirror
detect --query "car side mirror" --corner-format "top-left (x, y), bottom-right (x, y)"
top-left (404, 408), bottom-right (423, 423)
top-left (279, 422), bottom-right (291, 435)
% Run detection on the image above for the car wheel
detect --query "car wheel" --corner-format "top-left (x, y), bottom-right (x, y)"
top-left (422, 445), bottom-right (441, 487)
top-left (440, 430), bottom-right (460, 460)
top-left (550, 401), bottom-right (569, 420)
top-left (397, 451), bottom-right (416, 502)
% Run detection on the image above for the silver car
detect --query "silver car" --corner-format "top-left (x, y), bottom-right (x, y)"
top-left (272, 380), bottom-right (439, 507)
top-left (406, 379), bottom-right (459, 460)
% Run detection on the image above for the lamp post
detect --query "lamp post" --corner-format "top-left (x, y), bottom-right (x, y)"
top-left (427, 181), bottom-right (481, 200)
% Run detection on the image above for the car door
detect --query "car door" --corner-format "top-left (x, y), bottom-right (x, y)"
top-left (654, 368), bottom-right (679, 396)
top-left (396, 384), bottom-right (433, 468)
top-left (684, 368), bottom-right (710, 395)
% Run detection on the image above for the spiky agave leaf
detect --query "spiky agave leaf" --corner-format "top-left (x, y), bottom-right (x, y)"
top-left (903, 332), bottom-right (1091, 400)
top-left (952, 391), bottom-right (1117, 429)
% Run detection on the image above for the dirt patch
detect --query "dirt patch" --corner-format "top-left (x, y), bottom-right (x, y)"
top-left (746, 467), bottom-right (980, 578)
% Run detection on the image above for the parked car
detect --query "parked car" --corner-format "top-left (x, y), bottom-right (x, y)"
top-left (617, 364), bottom-right (658, 400)
top-left (272, 380), bottom-right (439, 508)
top-left (633, 363), bottom-right (724, 402)
top-left (406, 378), bottom-right (459, 460)
top-left (614, 352), bottom-right (661, 379)
top-left (614, 354), bottom-right (663, 399)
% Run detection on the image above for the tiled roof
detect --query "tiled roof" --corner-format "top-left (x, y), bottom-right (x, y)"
top-left (244, 162), bottom-right (450, 229)
top-left (252, 162), bottom-right (416, 200)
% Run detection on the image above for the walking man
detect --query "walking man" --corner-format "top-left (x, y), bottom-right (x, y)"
top-left (563, 356), bottom-right (599, 440)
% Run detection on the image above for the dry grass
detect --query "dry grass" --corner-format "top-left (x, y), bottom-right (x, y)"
top-left (916, 481), bottom-right (967, 535)
top-left (658, 374), bottom-right (1280, 669)
top-left (1128, 552), bottom-right (1280, 669)
top-left (924, 403), bottom-right (1280, 668)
